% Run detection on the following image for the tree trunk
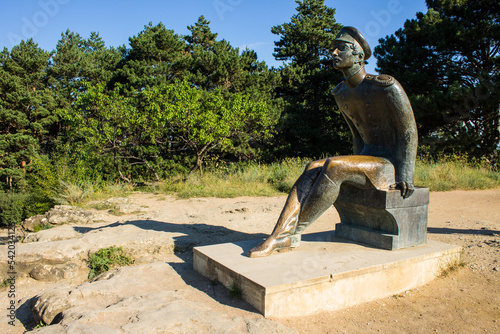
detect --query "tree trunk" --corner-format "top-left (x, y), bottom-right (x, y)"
top-left (143, 159), bottom-right (160, 182)
top-left (114, 152), bottom-right (131, 183)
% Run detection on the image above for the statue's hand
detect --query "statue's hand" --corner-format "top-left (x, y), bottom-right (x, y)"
top-left (390, 181), bottom-right (414, 199)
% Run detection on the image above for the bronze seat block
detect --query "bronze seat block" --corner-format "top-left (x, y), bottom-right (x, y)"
top-left (334, 184), bottom-right (429, 250)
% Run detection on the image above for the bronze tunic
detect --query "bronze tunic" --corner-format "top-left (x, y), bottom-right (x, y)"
top-left (333, 74), bottom-right (418, 184)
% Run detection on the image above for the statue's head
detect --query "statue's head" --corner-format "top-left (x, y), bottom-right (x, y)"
top-left (332, 27), bottom-right (371, 70)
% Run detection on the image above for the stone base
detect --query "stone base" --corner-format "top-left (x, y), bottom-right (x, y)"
top-left (334, 185), bottom-right (429, 250)
top-left (193, 232), bottom-right (461, 318)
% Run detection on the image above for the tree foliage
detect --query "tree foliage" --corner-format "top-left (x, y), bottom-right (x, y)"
top-left (0, 39), bottom-right (56, 190)
top-left (70, 82), bottom-right (165, 182)
top-left (374, 0), bottom-right (500, 163)
top-left (2, 1), bottom-right (498, 222)
top-left (70, 79), bottom-right (276, 177)
top-left (271, 0), bottom-right (349, 157)
top-left (143, 80), bottom-right (275, 173)
top-left (111, 22), bottom-right (186, 93)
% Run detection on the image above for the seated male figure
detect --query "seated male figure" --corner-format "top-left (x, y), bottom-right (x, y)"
top-left (248, 27), bottom-right (418, 258)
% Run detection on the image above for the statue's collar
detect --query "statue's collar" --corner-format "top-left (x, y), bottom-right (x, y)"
top-left (343, 67), bottom-right (366, 88)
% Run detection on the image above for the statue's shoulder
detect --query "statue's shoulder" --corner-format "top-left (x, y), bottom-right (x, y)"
top-left (332, 81), bottom-right (345, 95)
top-left (364, 74), bottom-right (396, 87)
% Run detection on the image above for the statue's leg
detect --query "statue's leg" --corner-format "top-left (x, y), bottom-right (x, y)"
top-left (247, 159), bottom-right (326, 257)
top-left (248, 156), bottom-right (394, 258)
top-left (294, 156), bottom-right (394, 236)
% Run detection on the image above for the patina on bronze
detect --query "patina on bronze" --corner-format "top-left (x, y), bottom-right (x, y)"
top-left (248, 26), bottom-right (418, 258)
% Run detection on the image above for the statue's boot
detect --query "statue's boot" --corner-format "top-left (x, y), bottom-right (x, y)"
top-left (247, 213), bottom-right (301, 258)
top-left (248, 172), bottom-right (338, 258)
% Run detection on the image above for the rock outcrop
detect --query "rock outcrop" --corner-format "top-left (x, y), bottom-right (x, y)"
top-left (0, 221), bottom-right (178, 282)
top-left (21, 206), bottom-right (102, 232)
top-left (30, 262), bottom-right (296, 334)
top-left (0, 194), bottom-right (300, 333)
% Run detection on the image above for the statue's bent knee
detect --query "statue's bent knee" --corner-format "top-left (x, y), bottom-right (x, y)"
top-left (323, 156), bottom-right (395, 190)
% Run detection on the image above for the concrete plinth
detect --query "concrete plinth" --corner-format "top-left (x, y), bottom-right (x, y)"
top-left (193, 233), bottom-right (461, 318)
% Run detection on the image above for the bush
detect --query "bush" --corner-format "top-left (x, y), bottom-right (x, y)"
top-left (0, 192), bottom-right (27, 227)
top-left (87, 246), bottom-right (133, 280)
top-left (0, 190), bottom-right (55, 227)
top-left (52, 180), bottom-right (97, 205)
top-left (23, 193), bottom-right (54, 220)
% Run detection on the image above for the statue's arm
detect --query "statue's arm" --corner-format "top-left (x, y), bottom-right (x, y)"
top-left (386, 83), bottom-right (418, 197)
top-left (341, 111), bottom-right (364, 155)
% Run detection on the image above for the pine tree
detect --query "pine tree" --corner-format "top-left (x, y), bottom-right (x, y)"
top-left (185, 15), bottom-right (218, 51)
top-left (111, 22), bottom-right (186, 93)
top-left (272, 0), bottom-right (348, 157)
top-left (375, 0), bottom-right (499, 162)
top-left (183, 16), bottom-right (280, 160)
top-left (184, 16), bottom-right (245, 92)
top-left (48, 30), bottom-right (122, 146)
top-left (0, 40), bottom-right (56, 190)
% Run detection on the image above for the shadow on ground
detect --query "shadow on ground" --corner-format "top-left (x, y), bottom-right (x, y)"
top-left (73, 220), bottom-right (267, 249)
top-left (16, 297), bottom-right (37, 330)
top-left (428, 227), bottom-right (499, 236)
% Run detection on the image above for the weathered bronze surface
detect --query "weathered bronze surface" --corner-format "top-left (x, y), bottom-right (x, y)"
top-left (248, 27), bottom-right (418, 258)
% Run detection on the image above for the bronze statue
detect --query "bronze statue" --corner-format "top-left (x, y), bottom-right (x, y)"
top-left (248, 26), bottom-right (418, 258)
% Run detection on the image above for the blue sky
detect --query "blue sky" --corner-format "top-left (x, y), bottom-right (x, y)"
top-left (0, 0), bottom-right (428, 73)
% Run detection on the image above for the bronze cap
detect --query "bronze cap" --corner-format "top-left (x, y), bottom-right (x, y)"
top-left (334, 26), bottom-right (371, 60)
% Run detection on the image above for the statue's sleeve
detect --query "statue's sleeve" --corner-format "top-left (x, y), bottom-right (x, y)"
top-left (385, 82), bottom-right (418, 183)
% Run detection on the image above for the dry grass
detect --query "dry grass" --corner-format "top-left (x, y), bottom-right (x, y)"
top-left (415, 154), bottom-right (499, 191)
top-left (52, 155), bottom-right (499, 202)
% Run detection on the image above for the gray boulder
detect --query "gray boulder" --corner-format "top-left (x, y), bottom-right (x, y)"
top-left (22, 206), bottom-right (103, 232)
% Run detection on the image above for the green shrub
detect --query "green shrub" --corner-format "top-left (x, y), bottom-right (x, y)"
top-left (266, 158), bottom-right (307, 193)
top-left (0, 192), bottom-right (28, 227)
top-left (32, 222), bottom-right (53, 232)
top-left (87, 246), bottom-right (133, 280)
top-left (23, 193), bottom-right (54, 220)
top-left (0, 191), bottom-right (54, 227)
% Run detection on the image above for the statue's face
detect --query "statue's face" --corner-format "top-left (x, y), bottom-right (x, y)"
top-left (332, 41), bottom-right (357, 70)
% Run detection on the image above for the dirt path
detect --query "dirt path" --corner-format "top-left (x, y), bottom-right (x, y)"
top-left (282, 190), bottom-right (500, 333)
top-left (1, 189), bottom-right (499, 333)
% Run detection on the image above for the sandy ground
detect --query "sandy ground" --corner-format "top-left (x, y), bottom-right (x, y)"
top-left (1, 188), bottom-right (499, 333)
